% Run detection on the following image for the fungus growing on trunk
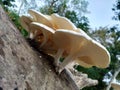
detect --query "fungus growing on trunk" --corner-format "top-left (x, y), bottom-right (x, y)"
top-left (53, 29), bottom-right (110, 73)
top-left (20, 16), bottom-right (33, 38)
top-left (30, 22), bottom-right (55, 47)
top-left (20, 16), bottom-right (33, 32)
top-left (20, 10), bottom-right (111, 74)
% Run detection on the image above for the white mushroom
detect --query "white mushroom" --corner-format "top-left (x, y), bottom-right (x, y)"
top-left (28, 9), bottom-right (77, 31)
top-left (20, 10), bottom-right (110, 74)
top-left (20, 15), bottom-right (33, 32)
top-left (53, 29), bottom-right (110, 73)
top-left (75, 39), bottom-right (110, 68)
top-left (53, 29), bottom-right (90, 72)
top-left (20, 15), bottom-right (34, 38)
top-left (51, 14), bottom-right (77, 30)
top-left (30, 22), bottom-right (55, 47)
top-left (28, 9), bottom-right (53, 28)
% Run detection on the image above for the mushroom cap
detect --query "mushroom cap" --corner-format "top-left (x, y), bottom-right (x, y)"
top-left (53, 29), bottom-right (110, 68)
top-left (51, 14), bottom-right (77, 30)
top-left (30, 22), bottom-right (55, 35)
top-left (111, 82), bottom-right (120, 90)
top-left (76, 39), bottom-right (110, 68)
top-left (28, 10), bottom-right (77, 30)
top-left (76, 59), bottom-right (93, 68)
top-left (20, 15), bottom-right (33, 32)
top-left (30, 22), bottom-right (58, 54)
top-left (28, 9), bottom-right (53, 28)
top-left (76, 28), bottom-right (91, 39)
top-left (53, 29), bottom-right (88, 54)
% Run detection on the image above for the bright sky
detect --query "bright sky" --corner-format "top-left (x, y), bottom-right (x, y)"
top-left (13, 0), bottom-right (119, 29)
top-left (86, 0), bottom-right (119, 29)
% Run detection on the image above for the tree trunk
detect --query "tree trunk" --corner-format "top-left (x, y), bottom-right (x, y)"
top-left (0, 5), bottom-right (98, 90)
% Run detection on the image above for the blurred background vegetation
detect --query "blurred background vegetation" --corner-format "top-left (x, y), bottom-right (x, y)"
top-left (0, 0), bottom-right (120, 90)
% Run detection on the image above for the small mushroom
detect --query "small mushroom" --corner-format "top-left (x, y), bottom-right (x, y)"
top-left (20, 15), bottom-right (34, 38)
top-left (53, 29), bottom-right (110, 73)
top-left (20, 15), bottom-right (33, 32)
top-left (30, 22), bottom-right (55, 47)
top-left (111, 82), bottom-right (120, 90)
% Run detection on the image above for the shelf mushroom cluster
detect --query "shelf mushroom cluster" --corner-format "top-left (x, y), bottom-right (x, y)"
top-left (20, 9), bottom-right (111, 73)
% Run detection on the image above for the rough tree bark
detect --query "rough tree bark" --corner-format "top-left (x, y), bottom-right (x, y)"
top-left (0, 6), bottom-right (98, 90)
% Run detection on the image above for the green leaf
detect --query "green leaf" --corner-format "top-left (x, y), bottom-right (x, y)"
top-left (21, 29), bottom-right (28, 37)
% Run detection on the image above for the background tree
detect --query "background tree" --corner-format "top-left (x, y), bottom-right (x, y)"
top-left (106, 0), bottom-right (120, 89)
top-left (112, 0), bottom-right (120, 20)
top-left (18, 0), bottom-right (37, 14)
top-left (81, 0), bottom-right (120, 89)
top-left (0, 0), bottom-right (16, 11)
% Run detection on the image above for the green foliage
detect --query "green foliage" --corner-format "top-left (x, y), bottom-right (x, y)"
top-left (8, 10), bottom-right (28, 37)
top-left (112, 0), bottom-right (120, 20)
top-left (2, 0), bottom-right (15, 7)
top-left (59, 57), bottom-right (64, 62)
top-left (65, 11), bottom-right (90, 32)
top-left (0, 0), bottom-right (16, 11)
top-left (108, 4), bottom-right (120, 81)
top-left (76, 16), bottom-right (90, 32)
top-left (20, 29), bottom-right (29, 37)
top-left (40, 0), bottom-right (68, 15)
top-left (8, 11), bottom-right (20, 27)
top-left (65, 11), bottom-right (78, 24)
top-left (108, 26), bottom-right (120, 71)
